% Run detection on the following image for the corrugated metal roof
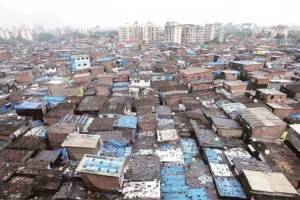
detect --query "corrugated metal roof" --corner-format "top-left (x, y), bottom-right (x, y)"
top-left (241, 107), bottom-right (286, 127)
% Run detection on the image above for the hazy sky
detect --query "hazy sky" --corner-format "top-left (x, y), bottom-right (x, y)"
top-left (0, 0), bottom-right (299, 28)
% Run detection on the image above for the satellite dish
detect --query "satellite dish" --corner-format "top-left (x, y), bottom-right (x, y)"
top-left (265, 149), bottom-right (270, 155)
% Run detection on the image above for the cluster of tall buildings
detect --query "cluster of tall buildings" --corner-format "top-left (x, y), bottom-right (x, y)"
top-left (119, 21), bottom-right (225, 45)
top-left (0, 27), bottom-right (33, 41)
top-left (166, 22), bottom-right (225, 45)
top-left (118, 22), bottom-right (160, 43)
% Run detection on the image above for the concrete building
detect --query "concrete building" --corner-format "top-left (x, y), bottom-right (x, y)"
top-left (181, 24), bottom-right (197, 44)
top-left (204, 23), bottom-right (224, 43)
top-left (119, 22), bottom-right (143, 43)
top-left (19, 29), bottom-right (33, 41)
top-left (164, 21), bottom-right (182, 44)
top-left (181, 24), bottom-right (205, 45)
top-left (195, 25), bottom-right (205, 45)
top-left (204, 24), bottom-right (214, 42)
top-left (0, 29), bottom-right (11, 40)
top-left (70, 55), bottom-right (91, 71)
top-left (271, 25), bottom-right (289, 39)
top-left (212, 23), bottom-right (224, 42)
top-left (142, 22), bottom-right (160, 43)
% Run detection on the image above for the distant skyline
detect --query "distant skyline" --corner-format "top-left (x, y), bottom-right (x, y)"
top-left (0, 0), bottom-right (300, 29)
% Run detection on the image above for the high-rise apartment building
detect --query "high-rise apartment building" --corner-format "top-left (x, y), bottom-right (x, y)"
top-left (204, 23), bottom-right (224, 43)
top-left (195, 25), bottom-right (205, 45)
top-left (271, 25), bottom-right (289, 39)
top-left (0, 29), bottom-right (11, 40)
top-left (119, 22), bottom-right (143, 43)
top-left (164, 21), bottom-right (182, 44)
top-left (19, 29), bottom-right (33, 41)
top-left (181, 24), bottom-right (196, 44)
top-left (204, 24), bottom-right (214, 42)
top-left (119, 22), bottom-right (159, 43)
top-left (212, 23), bottom-right (224, 42)
top-left (142, 22), bottom-right (160, 43)
top-left (181, 24), bottom-right (205, 45)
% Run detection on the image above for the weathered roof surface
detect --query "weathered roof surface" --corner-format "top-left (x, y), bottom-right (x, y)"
top-left (76, 96), bottom-right (107, 112)
top-left (224, 80), bottom-right (247, 86)
top-left (124, 154), bottom-right (160, 181)
top-left (122, 180), bottom-right (160, 200)
top-left (62, 133), bottom-right (100, 148)
top-left (88, 118), bottom-right (116, 131)
top-left (47, 122), bottom-right (77, 134)
top-left (241, 107), bottom-right (286, 127)
top-left (180, 67), bottom-right (210, 75)
top-left (282, 83), bottom-right (300, 93)
top-left (211, 117), bottom-right (242, 129)
top-left (257, 88), bottom-right (286, 96)
top-left (158, 85), bottom-right (188, 92)
top-left (266, 103), bottom-right (292, 109)
top-left (0, 149), bottom-right (33, 162)
top-left (243, 170), bottom-right (298, 195)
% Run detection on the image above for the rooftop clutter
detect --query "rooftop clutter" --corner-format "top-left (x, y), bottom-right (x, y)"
top-left (0, 30), bottom-right (299, 200)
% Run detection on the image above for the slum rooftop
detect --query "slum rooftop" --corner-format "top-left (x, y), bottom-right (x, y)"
top-left (0, 33), bottom-right (300, 200)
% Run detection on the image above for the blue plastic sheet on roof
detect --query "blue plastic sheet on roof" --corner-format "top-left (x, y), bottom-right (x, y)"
top-left (32, 120), bottom-right (43, 127)
top-left (203, 148), bottom-right (221, 163)
top-left (99, 140), bottom-right (131, 158)
top-left (112, 86), bottom-right (128, 92)
top-left (82, 157), bottom-right (122, 175)
top-left (214, 177), bottom-right (247, 199)
top-left (43, 96), bottom-right (65, 105)
top-left (107, 139), bottom-right (128, 147)
top-left (159, 143), bottom-right (176, 151)
top-left (112, 82), bottom-right (130, 88)
top-left (15, 101), bottom-right (41, 109)
top-left (28, 91), bottom-right (48, 97)
top-left (207, 61), bottom-right (224, 65)
top-left (0, 102), bottom-right (15, 114)
top-left (160, 163), bottom-right (209, 200)
top-left (180, 138), bottom-right (199, 164)
top-left (161, 163), bottom-right (189, 200)
top-left (0, 105), bottom-right (9, 114)
top-left (187, 49), bottom-right (196, 55)
top-left (97, 56), bottom-right (114, 62)
top-left (59, 148), bottom-right (68, 161)
top-left (188, 188), bottom-right (208, 200)
top-left (288, 113), bottom-right (300, 119)
top-left (115, 115), bottom-right (137, 129)
top-left (25, 126), bottom-right (47, 140)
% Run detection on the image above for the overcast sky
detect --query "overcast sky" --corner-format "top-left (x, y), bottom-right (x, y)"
top-left (0, 0), bottom-right (299, 29)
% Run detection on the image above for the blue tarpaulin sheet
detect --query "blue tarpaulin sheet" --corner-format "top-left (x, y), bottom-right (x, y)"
top-left (214, 177), bottom-right (247, 199)
top-left (115, 115), bottom-right (137, 129)
top-left (180, 138), bottom-right (199, 164)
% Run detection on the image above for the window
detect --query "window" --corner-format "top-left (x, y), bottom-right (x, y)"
top-left (81, 57), bottom-right (84, 60)
top-left (83, 63), bottom-right (87, 66)
top-left (77, 58), bottom-right (80, 60)
top-left (86, 57), bottom-right (89, 59)
top-left (78, 64), bottom-right (81, 67)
